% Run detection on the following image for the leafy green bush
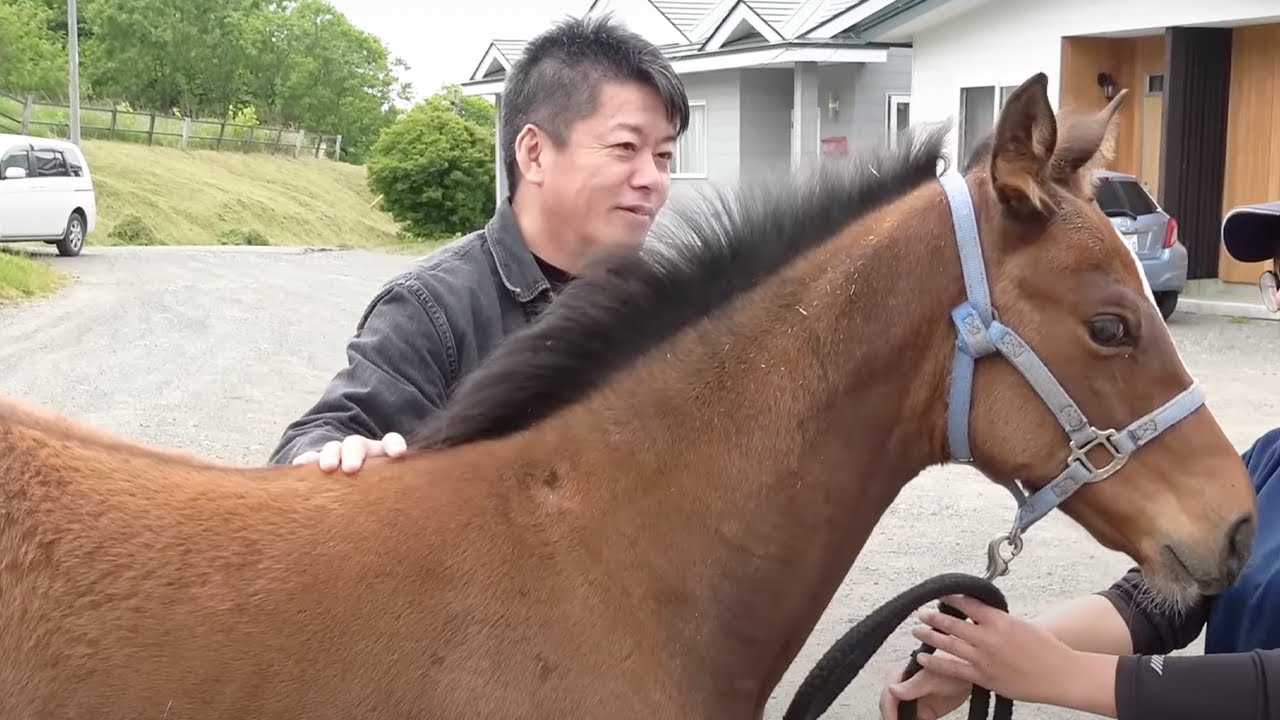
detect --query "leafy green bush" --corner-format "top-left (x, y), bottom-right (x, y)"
top-left (365, 86), bottom-right (495, 240)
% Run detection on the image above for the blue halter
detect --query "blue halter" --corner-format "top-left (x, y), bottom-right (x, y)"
top-left (937, 170), bottom-right (1206, 552)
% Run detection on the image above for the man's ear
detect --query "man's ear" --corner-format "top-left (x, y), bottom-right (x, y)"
top-left (514, 124), bottom-right (546, 186)
top-left (989, 73), bottom-right (1059, 221)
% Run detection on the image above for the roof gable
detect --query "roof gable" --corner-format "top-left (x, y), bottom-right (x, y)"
top-left (465, 0), bottom-right (897, 87)
top-left (650, 0), bottom-right (722, 36)
top-left (586, 0), bottom-right (692, 43)
top-left (469, 42), bottom-right (512, 82)
top-left (748, 0), bottom-right (807, 28)
top-left (702, 1), bottom-right (784, 50)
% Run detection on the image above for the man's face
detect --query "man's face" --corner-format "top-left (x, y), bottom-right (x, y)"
top-left (535, 80), bottom-right (677, 256)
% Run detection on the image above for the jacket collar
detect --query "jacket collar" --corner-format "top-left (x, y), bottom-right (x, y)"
top-left (484, 199), bottom-right (552, 304)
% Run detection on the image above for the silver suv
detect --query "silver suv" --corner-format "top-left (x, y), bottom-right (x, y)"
top-left (1093, 170), bottom-right (1187, 320)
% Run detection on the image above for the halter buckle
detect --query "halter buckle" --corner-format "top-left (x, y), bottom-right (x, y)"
top-left (1067, 428), bottom-right (1130, 482)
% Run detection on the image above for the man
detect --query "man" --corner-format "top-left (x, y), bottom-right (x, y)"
top-left (268, 14), bottom-right (690, 472)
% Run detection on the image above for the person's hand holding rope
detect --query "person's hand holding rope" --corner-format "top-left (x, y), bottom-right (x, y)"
top-left (878, 650), bottom-right (971, 720)
top-left (895, 594), bottom-right (1120, 718)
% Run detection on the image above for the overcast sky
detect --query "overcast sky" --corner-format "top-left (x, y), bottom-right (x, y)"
top-left (326, 0), bottom-right (587, 103)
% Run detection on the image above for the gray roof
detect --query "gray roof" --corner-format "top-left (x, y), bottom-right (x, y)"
top-left (493, 40), bottom-right (528, 64)
top-left (651, 0), bottom-right (721, 34)
top-left (748, 0), bottom-right (805, 27)
top-left (645, 0), bottom-right (864, 40)
top-left (813, 0), bottom-right (866, 25)
top-left (471, 0), bottom-right (880, 81)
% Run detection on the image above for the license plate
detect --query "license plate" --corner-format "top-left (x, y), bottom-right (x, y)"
top-left (1113, 226), bottom-right (1139, 253)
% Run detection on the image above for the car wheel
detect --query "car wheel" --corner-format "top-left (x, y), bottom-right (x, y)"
top-left (1155, 291), bottom-right (1178, 320)
top-left (56, 211), bottom-right (85, 257)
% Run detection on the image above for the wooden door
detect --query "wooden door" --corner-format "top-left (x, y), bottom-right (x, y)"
top-left (1219, 24), bottom-right (1280, 284)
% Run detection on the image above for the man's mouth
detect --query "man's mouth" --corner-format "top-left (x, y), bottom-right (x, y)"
top-left (618, 205), bottom-right (654, 219)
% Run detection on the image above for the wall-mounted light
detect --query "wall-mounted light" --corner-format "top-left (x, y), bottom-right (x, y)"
top-left (1096, 72), bottom-right (1117, 100)
top-left (827, 92), bottom-right (840, 121)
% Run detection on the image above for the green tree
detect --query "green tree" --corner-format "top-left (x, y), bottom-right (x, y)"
top-left (4, 0), bottom-right (410, 165)
top-left (80, 0), bottom-right (258, 116)
top-left (0, 0), bottom-right (67, 95)
top-left (75, 0), bottom-right (407, 161)
top-left (365, 86), bottom-right (496, 240)
top-left (240, 0), bottom-right (411, 162)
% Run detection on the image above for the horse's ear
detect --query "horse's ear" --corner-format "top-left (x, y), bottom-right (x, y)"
top-left (989, 72), bottom-right (1058, 221)
top-left (1049, 89), bottom-right (1129, 195)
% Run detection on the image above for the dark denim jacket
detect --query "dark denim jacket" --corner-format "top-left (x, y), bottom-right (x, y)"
top-left (268, 200), bottom-right (560, 464)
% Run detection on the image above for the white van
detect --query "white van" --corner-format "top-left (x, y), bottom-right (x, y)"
top-left (0, 133), bottom-right (97, 256)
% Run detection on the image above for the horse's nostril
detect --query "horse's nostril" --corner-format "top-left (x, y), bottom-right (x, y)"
top-left (1227, 513), bottom-right (1256, 571)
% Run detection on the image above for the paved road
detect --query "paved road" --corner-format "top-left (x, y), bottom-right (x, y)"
top-left (1, 245), bottom-right (1275, 719)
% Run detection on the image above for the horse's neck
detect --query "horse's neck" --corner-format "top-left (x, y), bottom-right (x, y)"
top-left (531, 182), bottom-right (961, 711)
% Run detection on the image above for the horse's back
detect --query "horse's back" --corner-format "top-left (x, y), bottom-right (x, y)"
top-left (0, 404), bottom-right (699, 718)
top-left (0, 392), bottom-right (232, 468)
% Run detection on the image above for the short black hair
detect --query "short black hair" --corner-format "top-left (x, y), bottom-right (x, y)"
top-left (500, 14), bottom-right (690, 194)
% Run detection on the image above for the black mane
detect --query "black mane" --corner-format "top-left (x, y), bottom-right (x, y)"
top-left (409, 123), bottom-right (953, 450)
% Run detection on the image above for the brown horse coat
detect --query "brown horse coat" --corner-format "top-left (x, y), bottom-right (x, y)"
top-left (0, 75), bottom-right (1258, 719)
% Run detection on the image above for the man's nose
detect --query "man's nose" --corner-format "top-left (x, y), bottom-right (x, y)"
top-left (631, 155), bottom-right (661, 188)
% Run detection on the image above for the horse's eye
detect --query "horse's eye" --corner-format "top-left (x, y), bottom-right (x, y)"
top-left (1088, 315), bottom-right (1131, 346)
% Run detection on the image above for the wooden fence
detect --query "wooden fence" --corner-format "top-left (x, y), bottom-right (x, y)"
top-left (0, 92), bottom-right (342, 160)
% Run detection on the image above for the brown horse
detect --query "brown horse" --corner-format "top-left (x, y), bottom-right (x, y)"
top-left (0, 73), bottom-right (1257, 719)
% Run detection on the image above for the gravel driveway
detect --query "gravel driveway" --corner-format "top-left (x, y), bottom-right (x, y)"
top-left (1, 245), bottom-right (1275, 719)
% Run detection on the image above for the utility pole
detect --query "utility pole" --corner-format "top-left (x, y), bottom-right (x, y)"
top-left (67, 0), bottom-right (81, 145)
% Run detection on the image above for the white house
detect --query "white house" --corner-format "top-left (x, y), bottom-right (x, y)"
top-left (823, 0), bottom-right (1280, 286)
top-left (460, 0), bottom-right (913, 203)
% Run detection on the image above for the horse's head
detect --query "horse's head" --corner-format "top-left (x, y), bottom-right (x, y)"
top-left (960, 73), bottom-right (1256, 604)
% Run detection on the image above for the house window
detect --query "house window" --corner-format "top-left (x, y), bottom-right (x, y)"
top-left (887, 94), bottom-right (911, 149)
top-left (998, 85), bottom-right (1018, 108)
top-left (958, 86), bottom-right (996, 165)
top-left (957, 83), bottom-right (1024, 165)
top-left (673, 101), bottom-right (707, 177)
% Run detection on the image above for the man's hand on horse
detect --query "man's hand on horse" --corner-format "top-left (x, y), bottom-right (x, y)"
top-left (292, 433), bottom-right (408, 474)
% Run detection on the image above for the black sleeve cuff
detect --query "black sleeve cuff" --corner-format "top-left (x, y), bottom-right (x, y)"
top-left (1116, 649), bottom-right (1280, 720)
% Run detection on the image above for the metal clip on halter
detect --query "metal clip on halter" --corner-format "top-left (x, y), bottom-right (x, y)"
top-left (983, 530), bottom-right (1023, 582)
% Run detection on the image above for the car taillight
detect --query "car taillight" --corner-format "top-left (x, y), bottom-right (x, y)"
top-left (1163, 217), bottom-right (1178, 249)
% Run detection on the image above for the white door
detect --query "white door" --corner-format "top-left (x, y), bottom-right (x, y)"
top-left (30, 148), bottom-right (74, 237)
top-left (0, 148), bottom-right (39, 238)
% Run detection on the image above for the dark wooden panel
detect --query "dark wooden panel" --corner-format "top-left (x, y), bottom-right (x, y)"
top-left (1160, 26), bottom-right (1232, 280)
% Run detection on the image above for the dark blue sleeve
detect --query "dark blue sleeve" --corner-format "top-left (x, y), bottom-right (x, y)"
top-left (1241, 426), bottom-right (1280, 494)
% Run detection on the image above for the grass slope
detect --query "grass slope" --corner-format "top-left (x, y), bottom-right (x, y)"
top-left (82, 139), bottom-right (405, 249)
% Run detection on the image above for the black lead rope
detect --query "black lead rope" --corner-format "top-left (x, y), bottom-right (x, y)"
top-left (782, 572), bottom-right (1013, 720)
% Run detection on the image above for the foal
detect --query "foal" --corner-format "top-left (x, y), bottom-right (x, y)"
top-left (0, 73), bottom-right (1256, 719)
